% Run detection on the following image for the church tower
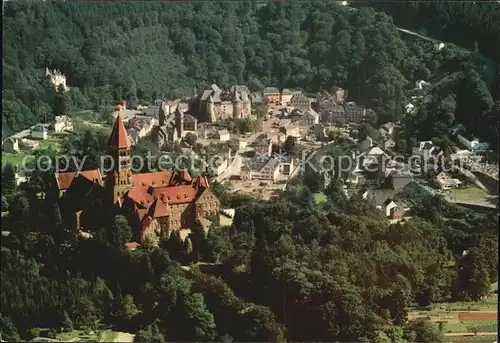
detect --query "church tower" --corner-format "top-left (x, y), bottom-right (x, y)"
top-left (107, 115), bottom-right (133, 204)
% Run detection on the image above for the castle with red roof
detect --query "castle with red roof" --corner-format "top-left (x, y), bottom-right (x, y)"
top-left (55, 115), bottom-right (220, 247)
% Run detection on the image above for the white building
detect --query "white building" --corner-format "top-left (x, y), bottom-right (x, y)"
top-left (53, 115), bottom-right (73, 133)
top-left (31, 125), bottom-right (48, 140)
top-left (303, 108), bottom-right (320, 126)
top-left (211, 157), bottom-right (229, 177)
top-left (214, 129), bottom-right (230, 142)
top-left (435, 172), bottom-right (462, 190)
top-left (457, 133), bottom-right (490, 152)
top-left (240, 157), bottom-right (281, 182)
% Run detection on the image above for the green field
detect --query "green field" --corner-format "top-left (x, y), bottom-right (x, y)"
top-left (442, 320), bottom-right (498, 334)
top-left (408, 295), bottom-right (498, 335)
top-left (446, 187), bottom-right (488, 201)
top-left (2, 151), bottom-right (29, 168)
top-left (36, 132), bottom-right (70, 151)
top-left (2, 132), bottom-right (70, 168)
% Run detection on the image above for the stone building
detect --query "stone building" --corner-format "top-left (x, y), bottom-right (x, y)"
top-left (151, 101), bottom-right (198, 147)
top-left (54, 115), bottom-right (220, 248)
top-left (45, 68), bottom-right (69, 91)
top-left (199, 84), bottom-right (251, 122)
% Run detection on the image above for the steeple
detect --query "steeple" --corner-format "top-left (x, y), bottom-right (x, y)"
top-left (108, 115), bottom-right (130, 150)
top-left (107, 115), bottom-right (133, 204)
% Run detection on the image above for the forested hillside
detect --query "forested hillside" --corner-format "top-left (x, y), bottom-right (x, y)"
top-left (5, 0), bottom-right (429, 133)
top-left (354, 1), bottom-right (500, 64)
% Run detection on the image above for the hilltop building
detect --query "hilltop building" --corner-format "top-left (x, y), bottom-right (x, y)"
top-left (45, 68), bottom-right (69, 91)
top-left (54, 116), bottom-right (220, 248)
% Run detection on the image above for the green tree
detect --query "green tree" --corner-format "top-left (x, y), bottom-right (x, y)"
top-left (183, 132), bottom-right (197, 146)
top-left (180, 293), bottom-right (216, 341)
top-left (120, 294), bottom-right (139, 321)
top-left (60, 311), bottom-right (73, 332)
top-left (405, 319), bottom-right (444, 343)
top-left (1, 163), bottom-right (17, 195)
top-left (0, 315), bottom-right (20, 342)
top-left (134, 323), bottom-right (166, 343)
top-left (110, 215), bottom-right (132, 247)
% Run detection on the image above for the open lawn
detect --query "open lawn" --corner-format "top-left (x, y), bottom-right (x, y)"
top-left (2, 151), bottom-right (28, 168)
top-left (408, 296), bottom-right (498, 335)
top-left (70, 110), bottom-right (96, 122)
top-left (313, 192), bottom-right (327, 204)
top-left (442, 320), bottom-right (498, 334)
top-left (445, 187), bottom-right (488, 201)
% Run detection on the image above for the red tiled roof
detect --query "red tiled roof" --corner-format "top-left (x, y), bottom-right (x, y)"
top-left (149, 197), bottom-right (169, 218)
top-left (132, 171), bottom-right (175, 189)
top-left (55, 169), bottom-right (102, 190)
top-left (108, 115), bottom-right (130, 149)
top-left (127, 186), bottom-right (154, 208)
top-left (198, 176), bottom-right (209, 189)
top-left (125, 242), bottom-right (139, 249)
top-left (152, 185), bottom-right (197, 204)
top-left (178, 170), bottom-right (192, 182)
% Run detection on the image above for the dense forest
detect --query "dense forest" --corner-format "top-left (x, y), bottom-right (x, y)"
top-left (3, 0), bottom-right (497, 141)
top-left (354, 1), bottom-right (500, 64)
top-left (2, 144), bottom-right (498, 342)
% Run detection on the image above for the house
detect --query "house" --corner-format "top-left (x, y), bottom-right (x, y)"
top-left (263, 87), bottom-right (280, 105)
top-left (290, 95), bottom-right (311, 111)
top-left (31, 125), bottom-right (48, 140)
top-left (2, 137), bottom-right (19, 153)
top-left (278, 155), bottom-right (294, 175)
top-left (53, 115), bottom-right (221, 248)
top-left (230, 138), bottom-right (247, 150)
top-left (435, 172), bottom-right (462, 190)
top-left (240, 157), bottom-right (281, 182)
top-left (280, 89), bottom-right (294, 106)
top-left (382, 199), bottom-right (408, 220)
top-left (213, 129), bottom-right (230, 142)
top-left (380, 122), bottom-right (395, 136)
top-left (355, 147), bottom-right (391, 174)
top-left (456, 132), bottom-right (490, 152)
top-left (125, 242), bottom-right (140, 251)
top-left (210, 157), bottom-right (228, 177)
top-left (303, 108), bottom-right (320, 126)
top-left (53, 115), bottom-right (73, 133)
top-left (254, 136), bottom-right (273, 157)
top-left (15, 172), bottom-right (28, 186)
